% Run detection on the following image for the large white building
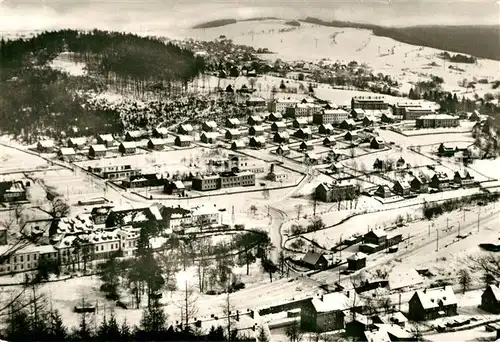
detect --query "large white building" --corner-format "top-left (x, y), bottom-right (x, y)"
top-left (313, 109), bottom-right (349, 125)
top-left (268, 99), bottom-right (300, 114)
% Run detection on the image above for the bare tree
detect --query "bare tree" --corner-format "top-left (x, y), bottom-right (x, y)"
top-left (48, 197), bottom-right (70, 218)
top-left (256, 325), bottom-right (270, 342)
top-left (221, 282), bottom-right (236, 340)
top-left (295, 204), bottom-right (303, 220)
top-left (285, 320), bottom-right (303, 342)
top-left (467, 254), bottom-right (500, 280)
top-left (178, 282), bottom-right (198, 329)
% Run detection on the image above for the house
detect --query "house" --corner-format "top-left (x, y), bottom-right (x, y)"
top-left (58, 147), bottom-right (76, 161)
top-left (177, 124), bottom-right (194, 135)
top-left (347, 252), bottom-right (367, 271)
top-left (381, 113), bottom-right (396, 123)
top-left (315, 181), bottom-right (358, 202)
top-left (454, 170), bottom-right (474, 187)
top-left (147, 138), bottom-right (167, 151)
top-left (88, 145), bottom-right (107, 159)
top-left (0, 181), bottom-right (27, 203)
top-left (299, 140), bottom-right (314, 151)
top-left (374, 185), bottom-right (392, 198)
top-left (351, 108), bottom-right (366, 120)
top-left (249, 136), bottom-right (266, 149)
top-left (430, 172), bottom-right (452, 190)
top-left (294, 127), bottom-right (312, 140)
top-left (319, 123), bottom-right (334, 135)
top-left (363, 116), bottom-right (377, 126)
top-left (152, 127), bottom-right (169, 139)
top-left (481, 285), bottom-right (500, 314)
top-left (175, 135), bottom-right (193, 147)
top-left (293, 118), bottom-right (308, 128)
top-left (268, 164), bottom-right (288, 182)
top-left (302, 252), bottom-right (328, 270)
top-left (273, 132), bottom-right (290, 144)
top-left (90, 206), bottom-right (113, 225)
top-left (200, 132), bottom-right (218, 144)
top-left (306, 152), bottom-right (320, 165)
top-left (276, 145), bottom-right (290, 156)
top-left (37, 140), bottom-right (55, 153)
top-left (225, 129), bottom-right (241, 141)
top-left (0, 244), bottom-right (58, 275)
top-left (67, 137), bottom-right (87, 149)
top-left (271, 121), bottom-right (287, 132)
top-left (340, 119), bottom-right (357, 130)
top-left (393, 180), bottom-right (411, 196)
top-left (97, 134), bottom-right (115, 148)
top-left (125, 130), bottom-right (143, 141)
top-left (364, 230), bottom-right (387, 246)
top-left (249, 125), bottom-right (265, 136)
top-left (437, 143), bottom-right (456, 157)
top-left (164, 181), bottom-right (186, 196)
top-left (225, 118), bottom-right (241, 129)
top-left (118, 142), bottom-right (136, 155)
top-left (469, 111), bottom-right (481, 122)
top-left (268, 98), bottom-right (300, 114)
top-left (411, 176), bottom-right (429, 193)
top-left (231, 140), bottom-right (246, 150)
top-left (246, 96), bottom-right (266, 108)
top-left (313, 109), bottom-right (349, 125)
top-left (268, 112), bottom-right (283, 122)
top-left (323, 136), bottom-right (336, 147)
top-left (301, 292), bottom-right (349, 332)
top-left (408, 286), bottom-right (458, 321)
top-left (370, 137), bottom-right (385, 149)
top-left (344, 131), bottom-right (357, 141)
top-left (247, 115), bottom-right (263, 126)
top-left (396, 157), bottom-right (406, 168)
top-left (202, 121), bottom-right (218, 132)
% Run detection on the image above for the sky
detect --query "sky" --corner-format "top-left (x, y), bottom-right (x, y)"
top-left (0, 0), bottom-right (498, 34)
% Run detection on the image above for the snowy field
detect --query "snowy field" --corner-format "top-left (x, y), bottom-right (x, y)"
top-left (0, 144), bottom-right (50, 173)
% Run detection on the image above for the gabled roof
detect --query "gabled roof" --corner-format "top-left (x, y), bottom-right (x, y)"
top-left (250, 125), bottom-right (265, 132)
top-left (324, 135), bottom-right (336, 142)
top-left (300, 140), bottom-right (313, 147)
top-left (154, 127), bottom-right (169, 134)
top-left (320, 123), bottom-right (334, 130)
top-left (297, 127), bottom-right (312, 134)
top-left (126, 130), bottom-right (142, 138)
top-left (201, 132), bottom-right (218, 139)
top-left (148, 138), bottom-right (167, 146)
top-left (68, 137), bottom-right (87, 145)
top-left (347, 252), bottom-right (367, 261)
top-left (277, 145), bottom-right (290, 151)
top-left (204, 121), bottom-right (217, 128)
top-left (485, 284), bottom-right (500, 301)
top-left (226, 118), bottom-right (240, 125)
top-left (270, 112), bottom-right (283, 118)
top-left (311, 292), bottom-right (350, 313)
top-left (294, 118), bottom-right (308, 124)
top-left (366, 229), bottom-right (387, 238)
top-left (251, 136), bottom-right (266, 143)
top-left (59, 147), bottom-right (76, 155)
top-left (176, 135), bottom-right (193, 142)
top-left (413, 286), bottom-right (457, 309)
top-left (172, 181), bottom-right (185, 189)
top-left (226, 129), bottom-right (241, 135)
top-left (394, 180), bottom-right (411, 189)
top-left (342, 119), bottom-right (357, 126)
top-left (90, 144), bottom-right (107, 152)
top-left (272, 121), bottom-right (287, 128)
top-left (120, 141), bottom-right (136, 149)
top-left (249, 115), bottom-right (263, 121)
top-left (371, 137), bottom-right (385, 144)
top-left (455, 170), bottom-right (471, 179)
top-left (302, 251), bottom-right (324, 265)
top-left (275, 132), bottom-right (290, 139)
top-left (180, 124), bottom-right (193, 131)
top-left (232, 140), bottom-right (246, 147)
top-left (38, 140), bottom-right (55, 148)
top-left (98, 134), bottom-right (114, 141)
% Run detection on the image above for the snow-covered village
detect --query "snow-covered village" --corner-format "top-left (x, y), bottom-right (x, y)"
top-left (0, 1), bottom-right (500, 342)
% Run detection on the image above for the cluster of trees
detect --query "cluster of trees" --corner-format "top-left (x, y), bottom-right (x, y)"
top-left (422, 193), bottom-right (499, 220)
top-left (439, 52), bottom-right (477, 64)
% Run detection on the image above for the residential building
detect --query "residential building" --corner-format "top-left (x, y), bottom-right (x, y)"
top-left (301, 292), bottom-right (349, 332)
top-left (0, 181), bottom-right (26, 202)
top-left (122, 173), bottom-right (168, 188)
top-left (88, 230), bottom-right (121, 260)
top-left (344, 131), bottom-right (357, 141)
top-left (231, 140), bottom-right (246, 150)
top-left (125, 130), bottom-right (144, 141)
top-left (318, 123), bottom-right (334, 135)
top-left (363, 115), bottom-right (377, 126)
top-left (177, 124), bottom-right (194, 135)
top-left (306, 152), bottom-right (320, 165)
top-left (351, 108), bottom-right (366, 121)
top-left (268, 165), bottom-right (288, 182)
top-left (0, 244), bottom-right (58, 275)
top-left (200, 132), bottom-right (218, 144)
top-left (268, 112), bottom-right (283, 122)
top-left (370, 137), bottom-right (385, 149)
top-left (408, 286), bottom-right (458, 321)
top-left (225, 129), bottom-right (241, 141)
top-left (116, 226), bottom-right (140, 257)
top-left (246, 96), bottom-right (266, 108)
top-left (37, 140), bottom-right (55, 153)
top-left (88, 144), bottom-right (107, 158)
top-left (374, 185), bottom-right (393, 198)
top-left (276, 145), bottom-right (290, 156)
top-left (202, 121), bottom-right (218, 132)
top-left (191, 205), bottom-right (221, 226)
top-left (175, 135), bottom-right (193, 147)
top-left (58, 147), bottom-right (76, 161)
top-left (247, 115), bottom-right (263, 126)
top-left (302, 252), bottom-right (328, 270)
top-left (299, 140), bottom-right (314, 151)
top-left (147, 138), bottom-right (167, 151)
top-left (192, 174), bottom-right (219, 191)
top-left (118, 142), bottom-right (136, 155)
top-left (68, 137), bottom-right (87, 149)
top-left (249, 136), bottom-right (266, 148)
top-left (294, 127), bottom-right (312, 140)
top-left (323, 136), bottom-right (336, 147)
top-left (416, 114), bottom-right (459, 128)
top-left (105, 205), bottom-right (163, 228)
top-left (364, 230), bottom-right (387, 246)
top-left (225, 118), bottom-right (241, 129)
top-left (160, 206), bottom-right (193, 231)
top-left (381, 113), bottom-right (397, 123)
top-left (411, 176), bottom-right (429, 193)
top-left (97, 134), bottom-right (115, 148)
top-left (315, 181), bottom-right (358, 202)
top-left (351, 96), bottom-right (388, 110)
top-left (271, 121), bottom-right (287, 132)
top-left (454, 170), bottom-right (475, 187)
top-left (313, 109), bottom-right (349, 125)
top-left (293, 118), bottom-right (308, 128)
top-left (347, 252), bottom-right (366, 271)
top-left (437, 143), bottom-right (456, 157)
top-left (481, 285), bottom-right (500, 314)
top-left (430, 171), bottom-right (452, 190)
top-left (152, 127), bottom-right (169, 139)
top-left (286, 103), bottom-right (309, 118)
top-left (340, 119), bottom-right (356, 130)
top-left (88, 164), bottom-right (140, 180)
top-left (393, 180), bottom-right (411, 196)
top-left (404, 107), bottom-right (437, 120)
top-left (249, 125), bottom-right (265, 136)
top-left (49, 214), bottom-right (95, 237)
top-left (273, 132), bottom-right (290, 144)
top-left (164, 181), bottom-right (186, 196)
top-left (268, 98), bottom-right (300, 114)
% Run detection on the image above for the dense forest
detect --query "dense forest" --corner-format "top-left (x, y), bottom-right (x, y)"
top-left (301, 17), bottom-right (500, 61)
top-left (192, 19), bottom-right (238, 29)
top-left (0, 30), bottom-right (205, 139)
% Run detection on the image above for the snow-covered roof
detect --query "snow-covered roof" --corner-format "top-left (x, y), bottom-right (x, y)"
top-left (232, 140), bottom-right (246, 147)
top-left (323, 109), bottom-right (349, 115)
top-left (38, 140), bottom-right (55, 148)
top-left (176, 135), bottom-right (193, 142)
top-left (180, 124), bottom-right (194, 131)
top-left (417, 114), bottom-right (458, 120)
top-left (148, 138), bottom-right (167, 145)
top-left (173, 181), bottom-right (185, 189)
top-left (275, 132), bottom-right (290, 138)
top-left (204, 121), bottom-right (217, 128)
top-left (154, 127), bottom-right (169, 134)
top-left (413, 286), bottom-right (457, 309)
top-left (272, 121), bottom-right (287, 128)
top-left (120, 141), bottom-right (136, 149)
top-left (389, 268), bottom-right (424, 290)
top-left (298, 127), bottom-right (311, 134)
top-left (90, 144), bottom-right (107, 152)
top-left (201, 132), bottom-right (219, 139)
top-left (321, 123), bottom-right (334, 130)
top-left (251, 136), bottom-right (266, 143)
top-left (69, 137), bottom-right (87, 145)
top-left (343, 119), bottom-right (356, 126)
top-left (277, 145), bottom-right (290, 151)
top-left (98, 134), bottom-right (114, 141)
top-left (126, 130), bottom-right (143, 138)
top-left (250, 125), bottom-right (265, 132)
top-left (294, 118), bottom-right (308, 124)
top-left (249, 115), bottom-right (263, 121)
top-left (59, 147), bottom-right (76, 155)
top-left (347, 252), bottom-right (367, 261)
top-left (227, 118), bottom-right (240, 125)
top-left (311, 292), bottom-right (350, 312)
top-left (270, 112), bottom-right (283, 118)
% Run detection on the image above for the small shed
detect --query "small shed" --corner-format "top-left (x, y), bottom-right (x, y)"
top-left (89, 144), bottom-right (107, 159)
top-left (302, 252), bottom-right (328, 270)
top-left (119, 142), bottom-right (136, 155)
top-left (347, 252), bottom-right (367, 271)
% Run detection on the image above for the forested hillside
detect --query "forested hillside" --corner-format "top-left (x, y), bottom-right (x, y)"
top-left (0, 30), bottom-right (205, 140)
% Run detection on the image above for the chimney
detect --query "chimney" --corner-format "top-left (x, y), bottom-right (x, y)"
top-left (236, 310), bottom-right (239, 321)
top-left (320, 295), bottom-right (324, 301)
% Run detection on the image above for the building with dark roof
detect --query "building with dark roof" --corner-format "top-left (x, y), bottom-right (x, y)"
top-left (302, 252), bottom-right (328, 270)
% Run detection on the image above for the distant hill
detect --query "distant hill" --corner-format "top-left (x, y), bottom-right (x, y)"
top-left (193, 19), bottom-right (237, 29)
top-left (302, 17), bottom-right (500, 61)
